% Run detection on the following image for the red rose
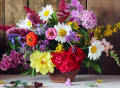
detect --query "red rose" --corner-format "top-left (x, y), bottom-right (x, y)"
top-left (51, 51), bottom-right (67, 70)
top-left (69, 46), bottom-right (86, 63)
top-left (51, 46), bottom-right (86, 73)
top-left (60, 52), bottom-right (80, 73)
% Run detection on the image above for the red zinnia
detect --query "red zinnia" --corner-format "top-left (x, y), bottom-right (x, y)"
top-left (26, 32), bottom-right (38, 47)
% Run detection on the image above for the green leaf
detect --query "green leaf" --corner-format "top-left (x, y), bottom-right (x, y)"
top-left (21, 69), bottom-right (31, 75)
top-left (48, 12), bottom-right (58, 26)
top-left (10, 81), bottom-right (16, 84)
top-left (81, 46), bottom-right (88, 50)
top-left (31, 68), bottom-right (37, 77)
top-left (85, 61), bottom-right (90, 68)
top-left (91, 62), bottom-right (101, 74)
top-left (81, 30), bottom-right (89, 41)
top-left (16, 80), bottom-right (21, 84)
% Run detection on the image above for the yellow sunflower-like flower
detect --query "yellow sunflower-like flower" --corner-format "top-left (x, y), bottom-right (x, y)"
top-left (30, 51), bottom-right (55, 75)
top-left (53, 43), bottom-right (64, 53)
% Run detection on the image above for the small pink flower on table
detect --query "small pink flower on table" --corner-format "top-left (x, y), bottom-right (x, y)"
top-left (45, 28), bottom-right (57, 40)
top-left (65, 78), bottom-right (73, 86)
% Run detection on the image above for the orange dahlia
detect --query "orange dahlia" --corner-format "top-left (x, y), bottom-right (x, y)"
top-left (26, 32), bottom-right (38, 47)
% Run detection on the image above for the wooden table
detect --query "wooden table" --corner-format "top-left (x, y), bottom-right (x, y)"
top-left (0, 75), bottom-right (120, 88)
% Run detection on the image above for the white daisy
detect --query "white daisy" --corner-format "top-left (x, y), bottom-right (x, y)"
top-left (38, 5), bottom-right (54, 22)
top-left (88, 41), bottom-right (104, 60)
top-left (54, 22), bottom-right (72, 43)
top-left (16, 18), bottom-right (32, 29)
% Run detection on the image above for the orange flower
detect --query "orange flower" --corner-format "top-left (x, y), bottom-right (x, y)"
top-left (26, 32), bottom-right (38, 47)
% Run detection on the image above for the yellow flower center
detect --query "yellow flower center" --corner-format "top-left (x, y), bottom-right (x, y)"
top-left (91, 46), bottom-right (97, 53)
top-left (44, 10), bottom-right (49, 17)
top-left (41, 60), bottom-right (46, 65)
top-left (59, 29), bottom-right (67, 36)
top-left (28, 37), bottom-right (32, 42)
top-left (27, 21), bottom-right (32, 26)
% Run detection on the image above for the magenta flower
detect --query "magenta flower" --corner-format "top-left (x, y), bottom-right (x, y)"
top-left (6, 27), bottom-right (31, 37)
top-left (65, 78), bottom-right (73, 86)
top-left (45, 28), bottom-right (57, 40)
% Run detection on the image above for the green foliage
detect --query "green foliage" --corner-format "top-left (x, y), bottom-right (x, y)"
top-left (31, 68), bottom-right (37, 77)
top-left (109, 50), bottom-right (120, 66)
top-left (86, 82), bottom-right (98, 87)
top-left (81, 29), bottom-right (89, 42)
top-left (10, 80), bottom-right (28, 88)
top-left (48, 12), bottom-right (58, 27)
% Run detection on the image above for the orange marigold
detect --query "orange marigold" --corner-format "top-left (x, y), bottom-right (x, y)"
top-left (26, 32), bottom-right (38, 47)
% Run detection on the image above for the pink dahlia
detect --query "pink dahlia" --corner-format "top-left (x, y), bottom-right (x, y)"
top-left (45, 28), bottom-right (57, 40)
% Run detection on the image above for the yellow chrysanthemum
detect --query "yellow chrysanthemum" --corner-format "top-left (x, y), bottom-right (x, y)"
top-left (67, 21), bottom-right (80, 30)
top-left (30, 51), bottom-right (55, 75)
top-left (97, 79), bottom-right (102, 83)
top-left (53, 43), bottom-right (64, 53)
top-left (117, 22), bottom-right (120, 29)
top-left (0, 81), bottom-right (5, 84)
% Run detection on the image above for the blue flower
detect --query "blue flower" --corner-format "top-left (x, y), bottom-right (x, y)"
top-left (7, 34), bottom-right (18, 44)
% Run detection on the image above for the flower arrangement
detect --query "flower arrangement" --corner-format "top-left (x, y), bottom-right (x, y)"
top-left (0, 0), bottom-right (120, 77)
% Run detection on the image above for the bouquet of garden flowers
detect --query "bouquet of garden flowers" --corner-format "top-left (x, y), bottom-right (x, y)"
top-left (0, 0), bottom-right (120, 76)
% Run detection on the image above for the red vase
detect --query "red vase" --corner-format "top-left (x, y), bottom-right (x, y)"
top-left (48, 69), bottom-right (80, 83)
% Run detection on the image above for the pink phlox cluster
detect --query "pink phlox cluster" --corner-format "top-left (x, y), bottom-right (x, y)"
top-left (101, 38), bottom-right (113, 56)
top-left (0, 50), bottom-right (23, 71)
top-left (79, 10), bottom-right (97, 29)
top-left (69, 0), bottom-right (83, 12)
top-left (6, 27), bottom-right (32, 37)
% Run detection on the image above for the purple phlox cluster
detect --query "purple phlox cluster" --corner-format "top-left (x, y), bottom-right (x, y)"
top-left (79, 10), bottom-right (97, 29)
top-left (69, 0), bottom-right (83, 12)
top-left (7, 34), bottom-right (18, 44)
top-left (26, 13), bottom-right (43, 26)
top-left (34, 27), bottom-right (45, 35)
top-left (6, 27), bottom-right (32, 37)
top-left (71, 46), bottom-right (77, 53)
top-left (89, 33), bottom-right (94, 37)
top-left (38, 40), bottom-right (49, 52)
top-left (65, 31), bottom-right (80, 42)
top-left (65, 78), bottom-right (73, 86)
top-left (19, 43), bottom-right (26, 53)
top-left (68, 0), bottom-right (83, 23)
top-left (18, 36), bottom-right (26, 45)
top-left (0, 50), bottom-right (23, 71)
top-left (34, 23), bottom-right (48, 35)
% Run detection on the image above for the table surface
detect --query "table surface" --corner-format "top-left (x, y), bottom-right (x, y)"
top-left (0, 75), bottom-right (120, 88)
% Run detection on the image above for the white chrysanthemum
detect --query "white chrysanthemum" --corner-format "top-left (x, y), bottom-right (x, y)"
top-left (38, 5), bottom-right (53, 22)
top-left (54, 22), bottom-right (72, 43)
top-left (88, 41), bottom-right (104, 60)
top-left (16, 18), bottom-right (32, 29)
